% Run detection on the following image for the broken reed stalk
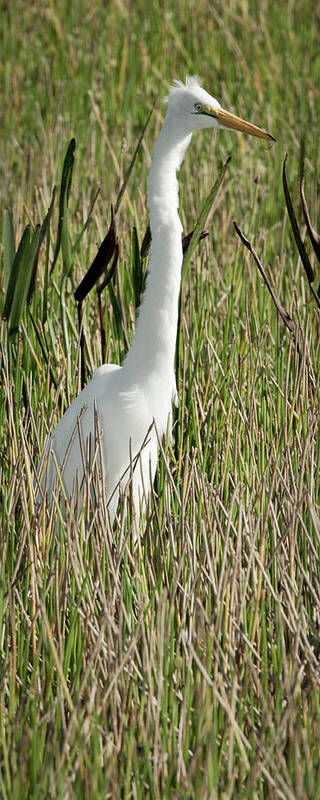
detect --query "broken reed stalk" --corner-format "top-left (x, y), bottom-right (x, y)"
top-left (233, 221), bottom-right (316, 400)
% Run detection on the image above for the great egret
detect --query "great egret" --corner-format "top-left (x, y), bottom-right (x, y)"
top-left (41, 76), bottom-right (274, 521)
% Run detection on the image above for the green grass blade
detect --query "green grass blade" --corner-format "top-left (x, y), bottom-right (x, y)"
top-left (42, 223), bottom-right (51, 325)
top-left (59, 274), bottom-right (70, 384)
top-left (28, 309), bottom-right (57, 389)
top-left (27, 187), bottom-right (56, 306)
top-left (2, 208), bottom-right (16, 291)
top-left (8, 226), bottom-right (41, 334)
top-left (61, 191), bottom-right (72, 274)
top-left (182, 156), bottom-right (231, 279)
top-left (51, 138), bottom-right (76, 273)
top-left (2, 225), bottom-right (31, 321)
top-left (114, 105), bottom-right (154, 215)
top-left (176, 157), bottom-right (231, 427)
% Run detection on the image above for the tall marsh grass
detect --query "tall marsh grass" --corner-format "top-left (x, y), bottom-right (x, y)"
top-left (1, 0), bottom-right (319, 796)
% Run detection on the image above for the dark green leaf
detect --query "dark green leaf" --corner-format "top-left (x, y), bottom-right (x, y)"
top-left (141, 225), bottom-right (208, 261)
top-left (8, 226), bottom-right (41, 334)
top-left (108, 280), bottom-right (122, 340)
top-left (61, 191), bottom-right (72, 274)
top-left (182, 228), bottom-right (208, 254)
top-left (42, 216), bottom-right (50, 325)
top-left (96, 244), bottom-right (119, 364)
top-left (132, 227), bottom-right (144, 309)
top-left (2, 225), bottom-right (31, 321)
top-left (97, 241), bottom-right (119, 295)
top-left (300, 163), bottom-right (320, 263)
top-left (140, 225), bottom-right (151, 260)
top-left (42, 220), bottom-right (51, 324)
top-left (283, 154), bottom-right (314, 283)
top-left (60, 274), bottom-right (70, 360)
top-left (51, 138), bottom-right (76, 273)
top-left (2, 208), bottom-right (16, 291)
top-left (74, 207), bottom-right (117, 303)
top-left (27, 187), bottom-right (56, 305)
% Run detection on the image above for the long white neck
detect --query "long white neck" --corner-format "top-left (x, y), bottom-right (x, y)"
top-left (123, 119), bottom-right (192, 415)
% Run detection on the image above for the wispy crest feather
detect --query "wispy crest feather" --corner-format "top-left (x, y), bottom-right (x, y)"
top-left (165, 75), bottom-right (201, 103)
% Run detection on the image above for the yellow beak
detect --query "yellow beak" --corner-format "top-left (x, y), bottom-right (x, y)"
top-left (210, 106), bottom-right (275, 141)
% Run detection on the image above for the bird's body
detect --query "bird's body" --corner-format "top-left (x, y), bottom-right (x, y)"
top-left (47, 363), bottom-right (158, 519)
top-left (42, 77), bottom-right (273, 520)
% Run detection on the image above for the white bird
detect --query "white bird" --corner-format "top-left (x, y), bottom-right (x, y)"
top-left (41, 76), bottom-right (274, 521)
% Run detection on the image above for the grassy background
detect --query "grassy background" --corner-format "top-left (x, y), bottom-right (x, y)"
top-left (1, 0), bottom-right (320, 797)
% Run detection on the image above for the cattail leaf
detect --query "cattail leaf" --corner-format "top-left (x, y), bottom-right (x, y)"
top-left (182, 156), bottom-right (231, 279)
top-left (3, 225), bottom-right (31, 321)
top-left (2, 208), bottom-right (16, 291)
top-left (61, 190), bottom-right (72, 274)
top-left (8, 226), bottom-right (41, 334)
top-left (74, 207), bottom-right (117, 303)
top-left (140, 225), bottom-right (151, 260)
top-left (97, 241), bottom-right (119, 295)
top-left (300, 164), bottom-right (320, 263)
top-left (27, 187), bottom-right (56, 305)
top-left (108, 280), bottom-right (122, 340)
top-left (182, 228), bottom-right (208, 254)
top-left (60, 274), bottom-right (70, 364)
top-left (42, 221), bottom-right (51, 324)
top-left (132, 227), bottom-right (144, 309)
top-left (283, 154), bottom-right (314, 283)
top-left (141, 225), bottom-right (208, 260)
top-left (51, 138), bottom-right (76, 273)
top-left (96, 244), bottom-right (119, 364)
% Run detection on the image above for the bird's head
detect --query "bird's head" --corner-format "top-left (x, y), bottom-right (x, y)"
top-left (166, 76), bottom-right (274, 141)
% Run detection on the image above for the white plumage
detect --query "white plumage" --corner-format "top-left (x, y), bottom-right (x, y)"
top-left (40, 77), bottom-right (273, 521)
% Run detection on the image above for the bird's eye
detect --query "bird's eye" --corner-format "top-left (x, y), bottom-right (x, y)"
top-left (194, 103), bottom-right (202, 112)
